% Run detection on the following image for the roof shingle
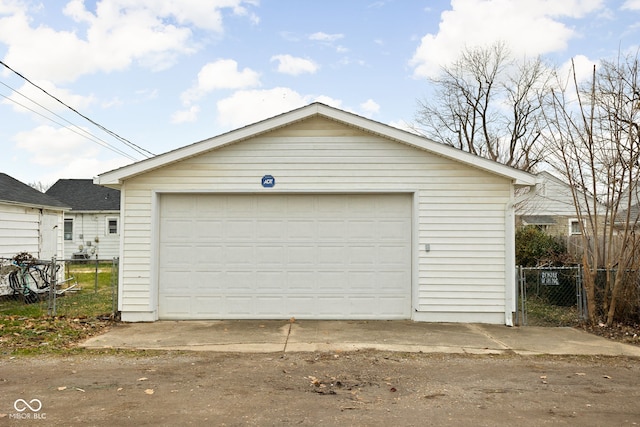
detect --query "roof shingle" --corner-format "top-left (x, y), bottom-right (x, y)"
top-left (46, 179), bottom-right (120, 211)
top-left (0, 173), bottom-right (68, 209)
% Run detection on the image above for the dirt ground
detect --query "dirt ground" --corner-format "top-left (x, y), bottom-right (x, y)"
top-left (1, 350), bottom-right (639, 426)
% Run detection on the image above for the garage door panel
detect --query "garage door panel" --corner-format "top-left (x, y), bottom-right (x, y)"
top-left (287, 220), bottom-right (316, 240)
top-left (256, 271), bottom-right (286, 289)
top-left (162, 219), bottom-right (194, 240)
top-left (379, 220), bottom-right (411, 240)
top-left (226, 220), bottom-right (255, 239)
top-left (193, 296), bottom-right (223, 316)
top-left (255, 245), bottom-right (286, 266)
top-left (256, 220), bottom-right (286, 239)
top-left (158, 194), bottom-right (411, 319)
top-left (226, 296), bottom-right (253, 315)
top-left (287, 272), bottom-right (317, 291)
top-left (196, 220), bottom-right (224, 239)
top-left (287, 245), bottom-right (316, 265)
top-left (225, 245), bottom-right (254, 265)
top-left (347, 220), bottom-right (377, 240)
top-left (226, 271), bottom-right (254, 290)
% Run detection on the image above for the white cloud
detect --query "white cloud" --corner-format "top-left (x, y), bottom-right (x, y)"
top-left (180, 59), bottom-right (261, 105)
top-left (622, 0), bottom-right (640, 10)
top-left (309, 32), bottom-right (344, 42)
top-left (171, 105), bottom-right (200, 124)
top-left (12, 124), bottom-right (133, 180)
top-left (410, 0), bottom-right (604, 78)
top-left (216, 88), bottom-right (342, 128)
top-left (0, 1), bottom-right (258, 83)
top-left (387, 119), bottom-right (419, 134)
top-left (360, 99), bottom-right (380, 116)
top-left (42, 156), bottom-right (131, 182)
top-left (270, 54), bottom-right (319, 75)
top-left (14, 124), bottom-right (100, 166)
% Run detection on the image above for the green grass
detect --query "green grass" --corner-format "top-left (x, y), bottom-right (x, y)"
top-left (0, 262), bottom-right (117, 355)
top-left (523, 296), bottom-right (580, 327)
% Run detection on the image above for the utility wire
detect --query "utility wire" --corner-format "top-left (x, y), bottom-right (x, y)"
top-left (0, 80), bottom-right (138, 161)
top-left (0, 90), bottom-right (137, 160)
top-left (0, 60), bottom-right (155, 158)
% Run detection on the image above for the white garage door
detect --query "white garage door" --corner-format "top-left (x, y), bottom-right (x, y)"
top-left (158, 193), bottom-right (412, 319)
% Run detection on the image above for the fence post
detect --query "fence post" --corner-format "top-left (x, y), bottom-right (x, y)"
top-left (518, 266), bottom-right (527, 326)
top-left (578, 264), bottom-right (588, 321)
top-left (111, 257), bottom-right (118, 318)
top-left (94, 255), bottom-right (99, 294)
top-left (47, 256), bottom-right (57, 316)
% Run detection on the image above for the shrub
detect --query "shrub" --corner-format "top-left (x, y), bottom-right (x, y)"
top-left (516, 226), bottom-right (571, 267)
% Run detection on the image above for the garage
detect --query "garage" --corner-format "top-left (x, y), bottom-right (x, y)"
top-left (158, 193), bottom-right (412, 319)
top-left (96, 103), bottom-right (537, 324)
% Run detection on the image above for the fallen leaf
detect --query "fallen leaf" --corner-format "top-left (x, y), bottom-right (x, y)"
top-left (137, 377), bottom-right (148, 381)
top-left (144, 389), bottom-right (154, 395)
top-left (540, 375), bottom-right (547, 379)
top-left (575, 373), bottom-right (586, 376)
top-left (75, 387), bottom-right (85, 392)
top-left (117, 388), bottom-right (123, 391)
top-left (603, 375), bottom-right (612, 379)
top-left (390, 387), bottom-right (397, 392)
top-left (57, 386), bottom-right (67, 391)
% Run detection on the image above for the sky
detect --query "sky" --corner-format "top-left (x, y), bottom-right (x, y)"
top-left (0, 0), bottom-right (639, 186)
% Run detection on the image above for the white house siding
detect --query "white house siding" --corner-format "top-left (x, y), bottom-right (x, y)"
top-left (118, 117), bottom-right (513, 323)
top-left (64, 212), bottom-right (120, 260)
top-left (0, 204), bottom-right (64, 260)
top-left (0, 203), bottom-right (40, 258)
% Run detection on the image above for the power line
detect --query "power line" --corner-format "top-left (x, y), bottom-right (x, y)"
top-left (0, 80), bottom-right (138, 161)
top-left (0, 60), bottom-right (155, 158)
top-left (0, 90), bottom-right (138, 161)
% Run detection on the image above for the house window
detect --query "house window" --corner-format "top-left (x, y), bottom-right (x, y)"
top-left (107, 218), bottom-right (118, 235)
top-left (64, 219), bottom-right (73, 241)
top-left (570, 219), bottom-right (582, 235)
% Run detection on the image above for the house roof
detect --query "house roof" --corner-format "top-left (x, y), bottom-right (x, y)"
top-left (46, 179), bottom-right (120, 211)
top-left (0, 173), bottom-right (69, 210)
top-left (95, 102), bottom-right (537, 187)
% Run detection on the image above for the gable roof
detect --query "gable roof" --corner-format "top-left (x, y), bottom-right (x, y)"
top-left (0, 173), bottom-right (69, 210)
top-left (46, 179), bottom-right (120, 211)
top-left (95, 103), bottom-right (536, 187)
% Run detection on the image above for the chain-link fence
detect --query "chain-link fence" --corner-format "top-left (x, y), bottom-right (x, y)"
top-left (0, 254), bottom-right (118, 319)
top-left (516, 266), bottom-right (587, 326)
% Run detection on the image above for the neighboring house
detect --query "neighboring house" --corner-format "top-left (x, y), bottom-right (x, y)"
top-left (46, 179), bottom-right (120, 260)
top-left (95, 103), bottom-right (536, 325)
top-left (516, 171), bottom-right (597, 237)
top-left (0, 173), bottom-right (68, 259)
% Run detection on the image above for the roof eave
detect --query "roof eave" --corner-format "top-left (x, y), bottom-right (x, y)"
top-left (0, 199), bottom-right (70, 211)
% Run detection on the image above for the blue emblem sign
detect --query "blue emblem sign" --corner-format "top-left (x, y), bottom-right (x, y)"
top-left (261, 175), bottom-right (275, 188)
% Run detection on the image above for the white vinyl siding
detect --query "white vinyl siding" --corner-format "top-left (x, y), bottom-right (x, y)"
top-left (63, 212), bottom-right (120, 259)
top-left (0, 203), bottom-right (40, 258)
top-left (0, 203), bottom-right (64, 259)
top-left (118, 117), bottom-right (512, 322)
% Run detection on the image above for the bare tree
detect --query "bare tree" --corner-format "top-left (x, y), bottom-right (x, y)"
top-left (543, 53), bottom-right (640, 325)
top-left (28, 181), bottom-right (53, 193)
top-left (414, 42), bottom-right (551, 171)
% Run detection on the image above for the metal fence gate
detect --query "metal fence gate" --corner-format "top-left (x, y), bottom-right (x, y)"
top-left (516, 266), bottom-right (588, 326)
